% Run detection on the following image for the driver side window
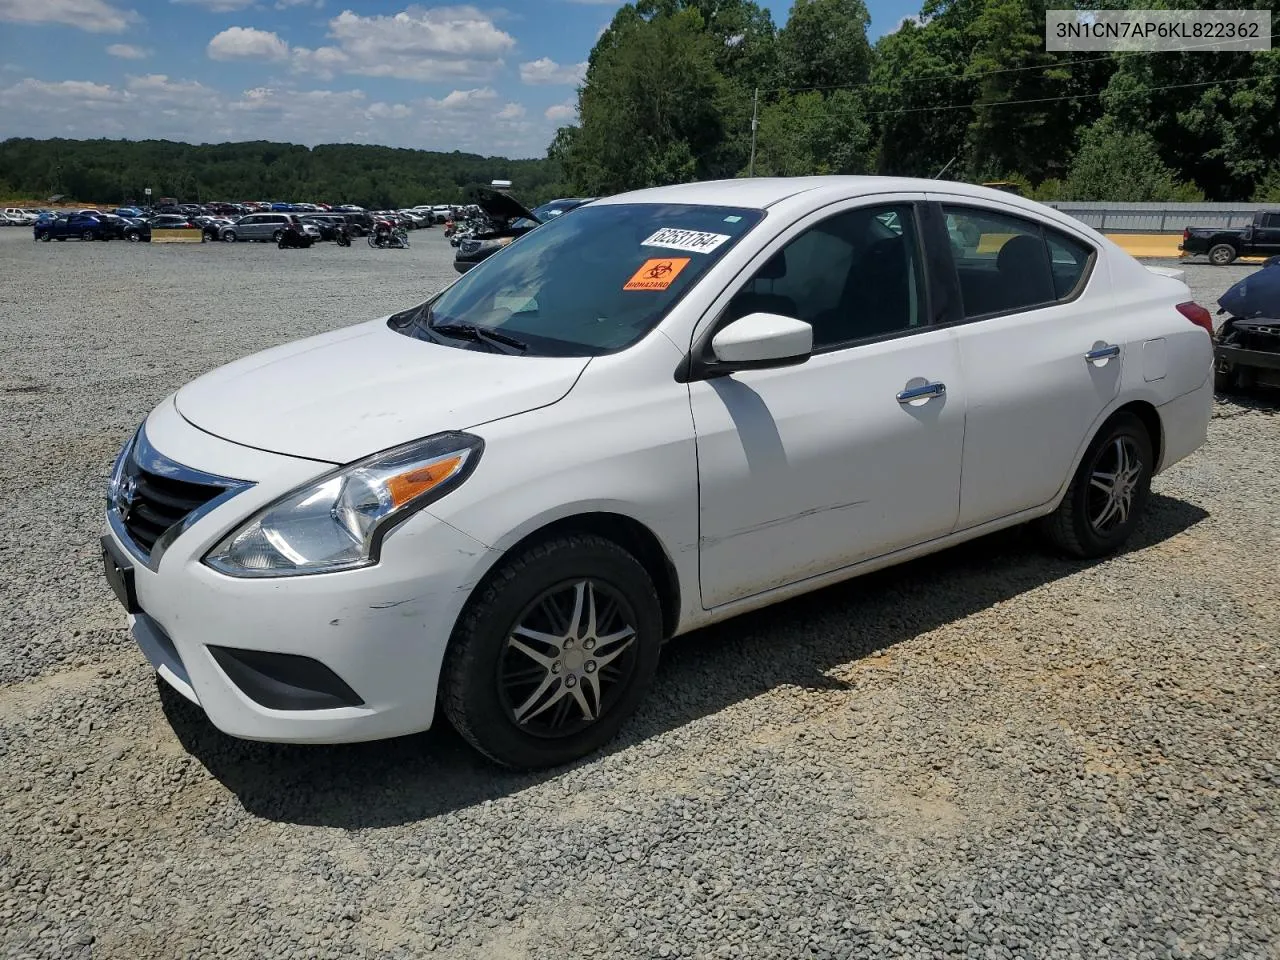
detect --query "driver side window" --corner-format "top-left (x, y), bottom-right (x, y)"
top-left (722, 204), bottom-right (925, 351)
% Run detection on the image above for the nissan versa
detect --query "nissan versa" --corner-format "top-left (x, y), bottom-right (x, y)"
top-left (102, 177), bottom-right (1214, 768)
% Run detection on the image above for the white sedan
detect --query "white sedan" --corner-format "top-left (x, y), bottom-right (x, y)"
top-left (102, 177), bottom-right (1214, 768)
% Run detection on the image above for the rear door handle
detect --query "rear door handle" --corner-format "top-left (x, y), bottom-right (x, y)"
top-left (896, 381), bottom-right (946, 403)
top-left (1084, 344), bottom-right (1121, 363)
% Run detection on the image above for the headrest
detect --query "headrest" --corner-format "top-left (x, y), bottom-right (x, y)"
top-left (996, 233), bottom-right (1046, 271)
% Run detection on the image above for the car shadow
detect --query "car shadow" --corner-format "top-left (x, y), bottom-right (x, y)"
top-left (161, 492), bottom-right (1208, 828)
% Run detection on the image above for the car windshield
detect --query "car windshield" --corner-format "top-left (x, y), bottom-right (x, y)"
top-left (395, 202), bottom-right (763, 357)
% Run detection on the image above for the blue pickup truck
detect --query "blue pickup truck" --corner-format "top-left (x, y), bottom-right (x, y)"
top-left (32, 212), bottom-right (119, 242)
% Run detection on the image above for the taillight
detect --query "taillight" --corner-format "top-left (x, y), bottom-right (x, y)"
top-left (1177, 301), bottom-right (1214, 337)
top-left (1182, 227), bottom-right (1190, 242)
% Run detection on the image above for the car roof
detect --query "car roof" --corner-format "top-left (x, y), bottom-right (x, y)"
top-left (593, 176), bottom-right (1038, 211)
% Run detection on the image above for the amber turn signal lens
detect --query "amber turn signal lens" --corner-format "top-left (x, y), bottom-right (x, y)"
top-left (386, 455), bottom-right (464, 508)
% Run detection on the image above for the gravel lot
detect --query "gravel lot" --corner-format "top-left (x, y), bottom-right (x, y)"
top-left (1, 228), bottom-right (1277, 960)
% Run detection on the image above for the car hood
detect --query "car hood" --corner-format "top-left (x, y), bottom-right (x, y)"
top-left (474, 188), bottom-right (540, 225)
top-left (1219, 260), bottom-right (1280, 320)
top-left (174, 319), bottom-right (590, 463)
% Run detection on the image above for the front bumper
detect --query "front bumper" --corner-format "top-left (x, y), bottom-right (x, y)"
top-left (104, 398), bottom-right (497, 744)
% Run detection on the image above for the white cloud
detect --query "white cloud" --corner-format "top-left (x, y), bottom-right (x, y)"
top-left (106, 43), bottom-right (149, 59)
top-left (0, 0), bottom-right (137, 33)
top-left (423, 86), bottom-right (497, 109)
top-left (290, 5), bottom-right (516, 82)
top-left (172, 0), bottom-right (254, 10)
top-left (545, 98), bottom-right (575, 122)
top-left (519, 57), bottom-right (586, 86)
top-left (0, 75), bottom-right (557, 157)
top-left (207, 26), bottom-right (290, 62)
top-left (275, 0), bottom-right (321, 7)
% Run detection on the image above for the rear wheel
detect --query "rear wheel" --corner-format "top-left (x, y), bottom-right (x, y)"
top-left (81, 230), bottom-right (95, 242)
top-left (35, 230), bottom-right (48, 242)
top-left (1040, 412), bottom-right (1154, 559)
top-left (271, 229), bottom-right (283, 242)
top-left (1209, 243), bottom-right (1237, 266)
top-left (127, 232), bottom-right (141, 243)
top-left (441, 535), bottom-right (662, 769)
top-left (222, 231), bottom-right (236, 243)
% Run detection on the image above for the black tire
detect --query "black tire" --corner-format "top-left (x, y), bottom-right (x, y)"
top-left (223, 231), bottom-right (236, 243)
top-left (1214, 365), bottom-right (1236, 394)
top-left (271, 229), bottom-right (283, 242)
top-left (36, 230), bottom-right (48, 242)
top-left (127, 232), bottom-right (141, 243)
top-left (82, 230), bottom-right (95, 242)
top-left (441, 534), bottom-right (662, 769)
top-left (1208, 243), bottom-right (1237, 266)
top-left (1039, 411), bottom-right (1154, 559)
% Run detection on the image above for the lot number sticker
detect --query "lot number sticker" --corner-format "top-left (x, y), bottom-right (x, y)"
top-left (642, 228), bottom-right (731, 254)
top-left (624, 258), bottom-right (691, 291)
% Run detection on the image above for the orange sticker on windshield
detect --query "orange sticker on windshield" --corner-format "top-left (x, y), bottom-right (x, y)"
top-left (624, 257), bottom-right (690, 291)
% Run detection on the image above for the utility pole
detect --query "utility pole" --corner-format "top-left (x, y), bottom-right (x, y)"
top-left (748, 87), bottom-right (759, 178)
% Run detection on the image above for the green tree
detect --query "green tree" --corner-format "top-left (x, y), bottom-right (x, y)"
top-left (750, 90), bottom-right (871, 176)
top-left (561, 8), bottom-right (741, 193)
top-left (1065, 118), bottom-right (1200, 201)
top-left (778, 0), bottom-right (872, 92)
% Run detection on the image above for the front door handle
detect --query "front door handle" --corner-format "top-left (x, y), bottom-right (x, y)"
top-left (896, 381), bottom-right (946, 403)
top-left (1084, 344), bottom-right (1121, 363)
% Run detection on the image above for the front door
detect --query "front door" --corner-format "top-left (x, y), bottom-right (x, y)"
top-left (690, 200), bottom-right (967, 609)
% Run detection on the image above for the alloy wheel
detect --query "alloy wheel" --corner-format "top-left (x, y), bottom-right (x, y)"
top-left (498, 579), bottom-right (639, 738)
top-left (1087, 436), bottom-right (1143, 534)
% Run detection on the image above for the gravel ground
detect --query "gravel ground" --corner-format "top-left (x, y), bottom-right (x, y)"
top-left (1, 230), bottom-right (1277, 960)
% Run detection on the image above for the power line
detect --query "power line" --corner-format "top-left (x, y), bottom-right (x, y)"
top-left (758, 31), bottom-right (1277, 97)
top-left (860, 69), bottom-right (1280, 119)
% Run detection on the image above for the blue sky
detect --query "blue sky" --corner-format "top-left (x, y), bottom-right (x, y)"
top-left (0, 0), bottom-right (920, 157)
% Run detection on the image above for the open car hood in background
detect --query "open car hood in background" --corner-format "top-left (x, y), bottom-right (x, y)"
top-left (473, 188), bottom-right (541, 225)
top-left (1219, 259), bottom-right (1280, 320)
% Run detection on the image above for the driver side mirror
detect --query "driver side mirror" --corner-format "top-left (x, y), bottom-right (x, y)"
top-left (706, 312), bottom-right (813, 374)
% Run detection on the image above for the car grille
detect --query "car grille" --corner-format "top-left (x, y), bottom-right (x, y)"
top-left (110, 431), bottom-right (246, 565)
top-left (120, 466), bottom-right (226, 557)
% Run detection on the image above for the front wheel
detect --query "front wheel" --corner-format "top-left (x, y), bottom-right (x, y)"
top-left (1208, 243), bottom-right (1237, 266)
top-left (82, 230), bottom-right (95, 242)
top-left (1039, 412), bottom-right (1153, 559)
top-left (127, 232), bottom-right (141, 243)
top-left (222, 231), bottom-right (236, 243)
top-left (35, 230), bottom-right (48, 242)
top-left (441, 535), bottom-right (662, 769)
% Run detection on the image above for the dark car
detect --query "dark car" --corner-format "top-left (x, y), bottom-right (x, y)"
top-left (1213, 255), bottom-right (1280, 393)
top-left (339, 211), bottom-right (373, 236)
top-left (95, 214), bottom-right (129, 240)
top-left (300, 214), bottom-right (348, 241)
top-left (1180, 211), bottom-right (1280, 266)
top-left (33, 213), bottom-right (115, 242)
top-left (452, 189), bottom-right (546, 274)
top-left (123, 214), bottom-right (197, 242)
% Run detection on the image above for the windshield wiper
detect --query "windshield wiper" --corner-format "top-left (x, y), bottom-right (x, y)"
top-left (429, 321), bottom-right (528, 355)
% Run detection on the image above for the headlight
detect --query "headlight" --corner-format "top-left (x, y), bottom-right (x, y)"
top-left (204, 432), bottom-right (482, 578)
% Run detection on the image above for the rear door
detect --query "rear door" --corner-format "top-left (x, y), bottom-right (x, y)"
top-left (928, 198), bottom-right (1119, 528)
top-left (1256, 213), bottom-right (1280, 254)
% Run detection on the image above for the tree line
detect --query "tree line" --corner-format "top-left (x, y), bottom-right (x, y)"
top-left (3, 1), bottom-right (1276, 207)
top-left (0, 138), bottom-right (571, 208)
top-left (552, 0), bottom-right (1280, 203)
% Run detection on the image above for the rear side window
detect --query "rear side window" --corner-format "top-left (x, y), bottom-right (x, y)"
top-left (942, 205), bottom-right (1093, 318)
